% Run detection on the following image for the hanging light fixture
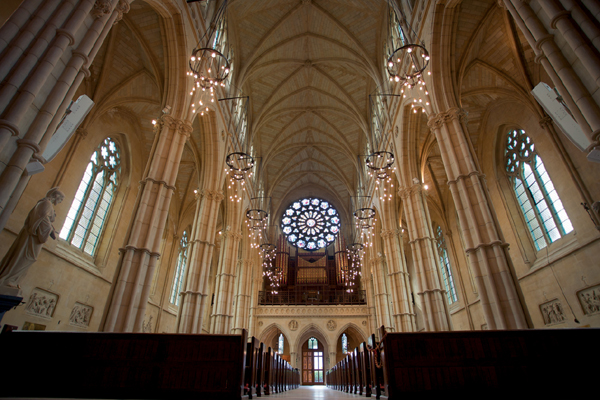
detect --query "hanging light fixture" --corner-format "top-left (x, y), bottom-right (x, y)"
top-left (365, 94), bottom-right (397, 201)
top-left (385, 1), bottom-right (430, 89)
top-left (188, 0), bottom-right (231, 92)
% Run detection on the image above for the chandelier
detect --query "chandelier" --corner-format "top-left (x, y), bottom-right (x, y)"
top-left (188, 0), bottom-right (231, 91)
top-left (387, 44), bottom-right (429, 88)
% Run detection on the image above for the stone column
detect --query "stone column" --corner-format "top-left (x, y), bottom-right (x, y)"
top-left (177, 189), bottom-right (224, 333)
top-left (210, 226), bottom-right (243, 334)
top-left (0, 0), bottom-right (44, 54)
top-left (505, 0), bottom-right (600, 145)
top-left (361, 272), bottom-right (378, 335)
top-left (0, 0), bottom-right (129, 219)
top-left (380, 228), bottom-right (416, 332)
top-left (399, 184), bottom-right (450, 332)
top-left (247, 253), bottom-right (263, 337)
top-left (329, 351), bottom-right (337, 370)
top-left (290, 351), bottom-right (298, 369)
top-left (0, 0), bottom-right (57, 82)
top-left (232, 259), bottom-right (253, 334)
top-left (536, 0), bottom-right (600, 88)
top-left (103, 115), bottom-right (191, 332)
top-left (369, 252), bottom-right (393, 331)
top-left (428, 108), bottom-right (527, 330)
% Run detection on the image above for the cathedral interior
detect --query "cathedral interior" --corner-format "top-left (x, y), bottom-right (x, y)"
top-left (0, 0), bottom-right (599, 384)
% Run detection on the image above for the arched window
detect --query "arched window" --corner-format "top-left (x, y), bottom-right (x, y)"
top-left (505, 129), bottom-right (573, 251)
top-left (435, 225), bottom-right (458, 304)
top-left (278, 333), bottom-right (284, 354)
top-left (308, 337), bottom-right (318, 350)
top-left (341, 333), bottom-right (348, 354)
top-left (170, 230), bottom-right (190, 305)
top-left (60, 137), bottom-right (121, 256)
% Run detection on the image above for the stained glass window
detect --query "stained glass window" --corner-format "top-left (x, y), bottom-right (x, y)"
top-left (60, 137), bottom-right (120, 256)
top-left (435, 226), bottom-right (458, 304)
top-left (308, 337), bottom-right (318, 350)
top-left (505, 129), bottom-right (573, 251)
top-left (281, 198), bottom-right (340, 251)
top-left (278, 333), bottom-right (284, 354)
top-left (170, 230), bottom-right (189, 305)
top-left (341, 333), bottom-right (348, 354)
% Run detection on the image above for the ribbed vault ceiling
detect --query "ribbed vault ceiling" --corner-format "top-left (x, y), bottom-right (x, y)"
top-left (229, 0), bottom-right (387, 216)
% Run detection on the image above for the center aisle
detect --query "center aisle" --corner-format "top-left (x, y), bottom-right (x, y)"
top-left (266, 385), bottom-right (364, 399)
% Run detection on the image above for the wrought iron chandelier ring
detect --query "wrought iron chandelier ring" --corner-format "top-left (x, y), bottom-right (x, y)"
top-left (354, 207), bottom-right (376, 221)
top-left (386, 44), bottom-right (429, 85)
top-left (190, 47), bottom-right (230, 86)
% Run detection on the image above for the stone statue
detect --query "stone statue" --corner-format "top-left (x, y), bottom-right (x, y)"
top-left (0, 188), bottom-right (64, 290)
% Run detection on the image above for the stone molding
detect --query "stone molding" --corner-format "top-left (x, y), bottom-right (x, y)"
top-left (0, 119), bottom-right (20, 137)
top-left (140, 176), bottom-right (176, 191)
top-left (398, 183), bottom-right (423, 199)
top-left (380, 228), bottom-right (402, 239)
top-left (92, 0), bottom-right (112, 19)
top-left (114, 0), bottom-right (130, 23)
top-left (427, 107), bottom-right (467, 131)
top-left (201, 189), bottom-right (224, 202)
top-left (255, 306), bottom-right (370, 317)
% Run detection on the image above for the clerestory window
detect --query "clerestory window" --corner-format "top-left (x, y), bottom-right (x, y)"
top-left (504, 129), bottom-right (573, 251)
top-left (435, 225), bottom-right (458, 304)
top-left (60, 137), bottom-right (120, 256)
top-left (170, 230), bottom-right (190, 305)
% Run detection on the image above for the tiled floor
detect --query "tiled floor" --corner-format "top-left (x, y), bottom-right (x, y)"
top-left (266, 386), bottom-right (364, 399)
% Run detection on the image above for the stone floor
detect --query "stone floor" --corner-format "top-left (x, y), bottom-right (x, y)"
top-left (267, 386), bottom-right (364, 399)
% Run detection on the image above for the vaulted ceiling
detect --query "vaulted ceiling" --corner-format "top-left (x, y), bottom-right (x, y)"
top-left (228, 0), bottom-right (387, 217)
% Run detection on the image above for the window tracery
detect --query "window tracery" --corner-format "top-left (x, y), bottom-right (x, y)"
top-left (59, 137), bottom-right (121, 256)
top-left (278, 333), bottom-right (284, 354)
top-left (170, 230), bottom-right (190, 305)
top-left (435, 225), bottom-right (458, 304)
top-left (504, 129), bottom-right (573, 251)
top-left (281, 198), bottom-right (340, 251)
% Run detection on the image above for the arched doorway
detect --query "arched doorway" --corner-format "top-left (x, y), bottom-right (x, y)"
top-left (302, 337), bottom-right (324, 385)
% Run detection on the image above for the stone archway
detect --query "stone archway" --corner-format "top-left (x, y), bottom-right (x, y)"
top-left (293, 324), bottom-right (330, 385)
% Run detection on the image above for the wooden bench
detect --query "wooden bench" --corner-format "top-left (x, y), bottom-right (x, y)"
top-left (1, 330), bottom-right (249, 399)
top-left (378, 328), bottom-right (600, 397)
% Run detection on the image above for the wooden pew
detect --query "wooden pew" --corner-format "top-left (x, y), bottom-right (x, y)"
top-left (244, 336), bottom-right (260, 398)
top-left (379, 328), bottom-right (600, 397)
top-left (255, 342), bottom-right (264, 397)
top-left (353, 347), bottom-right (362, 395)
top-left (263, 346), bottom-right (274, 395)
top-left (359, 342), bottom-right (372, 397)
top-left (368, 333), bottom-right (385, 399)
top-left (1, 330), bottom-right (248, 400)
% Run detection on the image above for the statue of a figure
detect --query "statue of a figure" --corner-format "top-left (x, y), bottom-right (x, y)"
top-left (0, 187), bottom-right (64, 289)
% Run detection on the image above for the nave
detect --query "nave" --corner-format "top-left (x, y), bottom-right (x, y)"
top-left (266, 386), bottom-right (361, 400)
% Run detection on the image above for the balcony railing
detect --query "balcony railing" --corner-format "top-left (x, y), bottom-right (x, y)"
top-left (258, 290), bottom-right (366, 306)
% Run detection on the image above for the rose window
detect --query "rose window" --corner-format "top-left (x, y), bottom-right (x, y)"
top-left (281, 198), bottom-right (341, 251)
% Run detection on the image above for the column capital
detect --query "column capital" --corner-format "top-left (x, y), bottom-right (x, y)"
top-left (427, 107), bottom-right (467, 130)
top-left (380, 228), bottom-right (402, 239)
top-left (398, 184), bottom-right (423, 199)
top-left (114, 0), bottom-right (130, 23)
top-left (201, 189), bottom-right (224, 202)
top-left (92, 0), bottom-right (112, 19)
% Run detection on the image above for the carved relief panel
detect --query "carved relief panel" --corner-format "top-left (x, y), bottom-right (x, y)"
top-left (539, 299), bottom-right (566, 325)
top-left (69, 302), bottom-right (93, 328)
top-left (25, 288), bottom-right (58, 319)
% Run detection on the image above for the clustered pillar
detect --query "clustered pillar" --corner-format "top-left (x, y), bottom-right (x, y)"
top-left (104, 115), bottom-right (191, 332)
top-left (177, 189), bottom-right (224, 334)
top-left (428, 108), bottom-right (527, 330)
top-left (0, 0), bottom-right (130, 228)
top-left (380, 228), bottom-right (416, 332)
top-left (400, 184), bottom-right (450, 332)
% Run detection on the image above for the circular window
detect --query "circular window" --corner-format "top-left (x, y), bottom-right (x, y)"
top-left (281, 198), bottom-right (341, 251)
